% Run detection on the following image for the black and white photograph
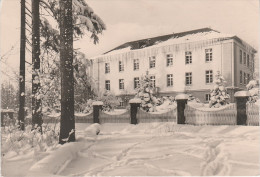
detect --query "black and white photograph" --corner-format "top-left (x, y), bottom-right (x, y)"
top-left (0, 0), bottom-right (259, 176)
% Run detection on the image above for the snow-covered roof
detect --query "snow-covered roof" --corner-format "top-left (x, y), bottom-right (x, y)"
top-left (92, 28), bottom-right (257, 60)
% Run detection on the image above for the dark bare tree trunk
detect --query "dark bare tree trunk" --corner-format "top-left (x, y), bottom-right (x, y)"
top-left (59, 0), bottom-right (75, 144)
top-left (31, 0), bottom-right (42, 131)
top-left (18, 0), bottom-right (26, 130)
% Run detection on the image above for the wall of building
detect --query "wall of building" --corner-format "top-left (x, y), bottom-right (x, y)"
top-left (89, 39), bottom-right (256, 103)
top-left (221, 42), bottom-right (233, 87)
top-left (233, 40), bottom-right (255, 89)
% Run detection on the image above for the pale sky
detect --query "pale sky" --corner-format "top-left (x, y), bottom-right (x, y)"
top-left (0, 0), bottom-right (259, 82)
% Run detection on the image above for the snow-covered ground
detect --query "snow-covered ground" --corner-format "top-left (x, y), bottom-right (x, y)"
top-left (2, 123), bottom-right (260, 176)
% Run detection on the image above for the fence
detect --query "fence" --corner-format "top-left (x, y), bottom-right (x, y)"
top-left (75, 112), bottom-right (93, 123)
top-left (3, 92), bottom-right (259, 126)
top-left (30, 101), bottom-right (258, 126)
top-left (246, 103), bottom-right (259, 126)
top-left (38, 108), bottom-right (177, 124)
top-left (137, 108), bottom-right (177, 123)
top-left (99, 110), bottom-right (130, 123)
top-left (184, 104), bottom-right (237, 125)
top-left (23, 113), bottom-right (93, 125)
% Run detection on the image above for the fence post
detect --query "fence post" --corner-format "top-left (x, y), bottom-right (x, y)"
top-left (92, 101), bottom-right (103, 124)
top-left (129, 98), bottom-right (141, 124)
top-left (234, 91), bottom-right (250, 125)
top-left (176, 94), bottom-right (189, 124)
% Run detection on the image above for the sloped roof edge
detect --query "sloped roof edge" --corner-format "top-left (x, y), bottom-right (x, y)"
top-left (104, 27), bottom-right (219, 54)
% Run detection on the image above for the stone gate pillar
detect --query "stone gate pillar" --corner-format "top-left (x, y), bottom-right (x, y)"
top-left (92, 101), bottom-right (103, 124)
top-left (129, 98), bottom-right (141, 124)
top-left (176, 94), bottom-right (189, 124)
top-left (234, 91), bottom-right (250, 125)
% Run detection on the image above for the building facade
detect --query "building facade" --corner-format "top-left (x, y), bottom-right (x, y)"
top-left (89, 28), bottom-right (257, 103)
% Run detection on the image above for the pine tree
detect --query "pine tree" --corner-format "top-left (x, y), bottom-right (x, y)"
top-left (136, 72), bottom-right (158, 112)
top-left (59, 0), bottom-right (75, 144)
top-left (39, 0), bottom-right (106, 114)
top-left (209, 71), bottom-right (230, 108)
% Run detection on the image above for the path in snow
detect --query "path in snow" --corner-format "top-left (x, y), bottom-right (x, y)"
top-left (58, 123), bottom-right (259, 176)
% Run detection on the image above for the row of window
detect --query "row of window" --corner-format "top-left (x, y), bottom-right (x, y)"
top-left (239, 49), bottom-right (254, 69)
top-left (240, 70), bottom-right (251, 85)
top-left (104, 49), bottom-right (213, 73)
top-left (105, 70), bottom-right (214, 90)
top-left (185, 70), bottom-right (213, 85)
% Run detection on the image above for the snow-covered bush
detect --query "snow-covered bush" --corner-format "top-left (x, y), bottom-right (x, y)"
top-left (134, 73), bottom-right (178, 112)
top-left (246, 79), bottom-right (259, 103)
top-left (78, 99), bottom-right (94, 113)
top-left (209, 71), bottom-right (230, 108)
top-left (96, 91), bottom-right (120, 112)
top-left (187, 94), bottom-right (201, 103)
top-left (1, 123), bottom-right (59, 158)
top-left (155, 96), bottom-right (176, 112)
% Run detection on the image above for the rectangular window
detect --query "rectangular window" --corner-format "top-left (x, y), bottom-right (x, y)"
top-left (205, 94), bottom-right (211, 102)
top-left (105, 63), bottom-right (110, 73)
top-left (119, 79), bottom-right (124, 89)
top-left (247, 73), bottom-right (250, 83)
top-left (167, 74), bottom-right (173, 87)
top-left (150, 76), bottom-right (156, 87)
top-left (166, 54), bottom-right (173, 66)
top-left (244, 72), bottom-right (246, 84)
top-left (205, 48), bottom-right (212, 62)
top-left (185, 51), bottom-right (192, 64)
top-left (205, 70), bottom-right (213, 84)
top-left (247, 54), bottom-right (250, 67)
top-left (240, 50), bottom-right (242, 64)
top-left (185, 72), bottom-right (192, 85)
top-left (149, 56), bottom-right (156, 68)
top-left (133, 59), bottom-right (139, 70)
top-left (240, 70), bottom-right (243, 84)
top-left (119, 61), bottom-right (124, 72)
top-left (105, 80), bottom-right (110, 91)
top-left (243, 52), bottom-right (246, 65)
top-left (134, 77), bottom-right (140, 89)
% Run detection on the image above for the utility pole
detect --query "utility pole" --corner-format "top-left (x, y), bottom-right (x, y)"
top-left (18, 0), bottom-right (26, 130)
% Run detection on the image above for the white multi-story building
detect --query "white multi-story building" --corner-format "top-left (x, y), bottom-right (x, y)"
top-left (89, 28), bottom-right (257, 103)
